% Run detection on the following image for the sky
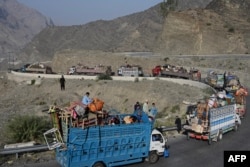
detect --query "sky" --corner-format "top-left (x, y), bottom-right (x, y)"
top-left (17, 0), bottom-right (163, 26)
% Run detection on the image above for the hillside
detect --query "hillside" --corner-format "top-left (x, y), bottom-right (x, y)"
top-left (18, 0), bottom-right (250, 63)
top-left (0, 0), bottom-right (53, 70)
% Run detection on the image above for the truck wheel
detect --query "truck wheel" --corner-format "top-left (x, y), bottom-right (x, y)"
top-left (186, 132), bottom-right (190, 140)
top-left (148, 151), bottom-right (159, 164)
top-left (93, 162), bottom-right (104, 167)
top-left (233, 124), bottom-right (238, 131)
top-left (208, 137), bottom-right (212, 145)
top-left (217, 131), bottom-right (223, 141)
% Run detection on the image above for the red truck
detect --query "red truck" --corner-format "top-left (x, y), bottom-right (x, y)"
top-left (152, 64), bottom-right (201, 81)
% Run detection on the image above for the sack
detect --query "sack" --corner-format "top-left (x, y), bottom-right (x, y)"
top-left (88, 98), bottom-right (104, 112)
top-left (164, 149), bottom-right (169, 158)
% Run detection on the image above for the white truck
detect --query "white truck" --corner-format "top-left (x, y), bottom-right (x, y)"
top-left (117, 65), bottom-right (143, 77)
top-left (183, 104), bottom-right (241, 145)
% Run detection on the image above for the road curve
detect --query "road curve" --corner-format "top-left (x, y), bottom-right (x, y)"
top-left (9, 70), bottom-right (210, 89)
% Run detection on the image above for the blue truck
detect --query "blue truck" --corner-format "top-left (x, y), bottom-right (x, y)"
top-left (183, 104), bottom-right (241, 145)
top-left (44, 107), bottom-right (168, 167)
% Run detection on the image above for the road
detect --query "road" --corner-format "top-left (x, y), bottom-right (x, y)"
top-left (21, 95), bottom-right (250, 167)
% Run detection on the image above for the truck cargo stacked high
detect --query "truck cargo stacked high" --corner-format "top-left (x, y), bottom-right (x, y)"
top-left (21, 63), bottom-right (53, 74)
top-left (68, 64), bottom-right (113, 76)
top-left (205, 71), bottom-right (248, 117)
top-left (44, 99), bottom-right (168, 167)
top-left (151, 64), bottom-right (201, 81)
top-left (117, 64), bottom-right (144, 77)
top-left (184, 93), bottom-right (241, 145)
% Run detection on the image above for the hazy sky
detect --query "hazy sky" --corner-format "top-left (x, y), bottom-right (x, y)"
top-left (17, 0), bottom-right (162, 26)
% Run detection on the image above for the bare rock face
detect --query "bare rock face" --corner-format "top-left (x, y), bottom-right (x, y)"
top-left (0, 0), bottom-right (53, 60)
top-left (156, 0), bottom-right (250, 55)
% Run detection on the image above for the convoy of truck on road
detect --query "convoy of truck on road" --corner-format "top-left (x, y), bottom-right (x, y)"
top-left (11, 61), bottom-right (248, 166)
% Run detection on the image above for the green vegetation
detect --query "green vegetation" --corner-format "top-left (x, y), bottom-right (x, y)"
top-left (170, 105), bottom-right (180, 113)
top-left (5, 115), bottom-right (51, 143)
top-left (134, 77), bottom-right (139, 82)
top-left (228, 27), bottom-right (235, 33)
top-left (96, 74), bottom-right (113, 80)
top-left (31, 79), bottom-right (36, 85)
top-left (159, 0), bottom-right (178, 18)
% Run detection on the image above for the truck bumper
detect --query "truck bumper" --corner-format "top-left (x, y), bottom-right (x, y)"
top-left (188, 132), bottom-right (209, 140)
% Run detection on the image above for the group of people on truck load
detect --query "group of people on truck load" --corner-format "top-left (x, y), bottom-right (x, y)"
top-left (53, 92), bottom-right (159, 128)
top-left (133, 100), bottom-right (158, 123)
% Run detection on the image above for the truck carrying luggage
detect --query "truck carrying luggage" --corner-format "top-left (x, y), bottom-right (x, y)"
top-left (117, 64), bottom-right (144, 77)
top-left (183, 101), bottom-right (241, 145)
top-left (151, 64), bottom-right (201, 81)
top-left (68, 64), bottom-right (113, 76)
top-left (44, 102), bottom-right (168, 167)
top-left (204, 70), bottom-right (225, 90)
top-left (21, 63), bottom-right (53, 74)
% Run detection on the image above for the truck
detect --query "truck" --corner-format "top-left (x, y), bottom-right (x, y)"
top-left (44, 104), bottom-right (168, 167)
top-left (68, 64), bottom-right (113, 76)
top-left (204, 70), bottom-right (225, 90)
top-left (183, 103), bottom-right (241, 145)
top-left (21, 63), bottom-right (53, 74)
top-left (117, 64), bottom-right (144, 77)
top-left (152, 64), bottom-right (201, 81)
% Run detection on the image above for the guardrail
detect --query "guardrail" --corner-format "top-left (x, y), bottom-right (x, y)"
top-left (0, 145), bottom-right (49, 159)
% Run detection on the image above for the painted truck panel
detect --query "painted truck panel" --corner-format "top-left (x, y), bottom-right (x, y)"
top-left (44, 109), bottom-right (168, 167)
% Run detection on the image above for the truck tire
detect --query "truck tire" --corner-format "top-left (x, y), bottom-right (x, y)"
top-left (186, 132), bottom-right (190, 140)
top-left (208, 137), bottom-right (212, 145)
top-left (217, 131), bottom-right (223, 141)
top-left (233, 124), bottom-right (238, 131)
top-left (93, 162), bottom-right (105, 167)
top-left (148, 151), bottom-right (159, 164)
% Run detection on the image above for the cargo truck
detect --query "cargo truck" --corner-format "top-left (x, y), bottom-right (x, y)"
top-left (68, 64), bottom-right (113, 76)
top-left (117, 65), bottom-right (143, 77)
top-left (183, 103), bottom-right (241, 145)
top-left (44, 107), bottom-right (168, 167)
top-left (152, 64), bottom-right (201, 81)
top-left (204, 70), bottom-right (225, 90)
top-left (21, 63), bottom-right (53, 74)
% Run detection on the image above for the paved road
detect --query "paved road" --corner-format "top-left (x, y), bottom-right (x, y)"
top-left (21, 95), bottom-right (250, 167)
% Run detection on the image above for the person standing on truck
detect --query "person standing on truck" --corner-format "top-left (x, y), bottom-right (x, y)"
top-left (82, 92), bottom-right (92, 105)
top-left (149, 103), bottom-right (158, 119)
top-left (134, 101), bottom-right (141, 111)
top-left (175, 116), bottom-right (182, 134)
top-left (143, 100), bottom-right (149, 115)
top-left (59, 75), bottom-right (65, 91)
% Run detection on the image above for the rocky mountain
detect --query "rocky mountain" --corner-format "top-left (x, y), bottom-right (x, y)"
top-left (18, 0), bottom-right (213, 62)
top-left (7, 0), bottom-right (250, 64)
top-left (0, 0), bottom-right (53, 60)
top-left (157, 0), bottom-right (250, 55)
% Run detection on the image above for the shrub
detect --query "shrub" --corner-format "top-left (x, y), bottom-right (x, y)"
top-left (31, 79), bottom-right (36, 85)
top-left (170, 105), bottom-right (180, 113)
top-left (96, 74), bottom-right (113, 80)
top-left (134, 77), bottom-right (139, 82)
top-left (5, 115), bottom-right (52, 143)
top-left (228, 27), bottom-right (235, 33)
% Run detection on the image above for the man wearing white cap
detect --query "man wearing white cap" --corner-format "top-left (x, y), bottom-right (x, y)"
top-left (143, 100), bottom-right (149, 115)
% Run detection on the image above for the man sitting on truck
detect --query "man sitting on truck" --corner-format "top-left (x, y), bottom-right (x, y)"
top-left (82, 92), bottom-right (92, 105)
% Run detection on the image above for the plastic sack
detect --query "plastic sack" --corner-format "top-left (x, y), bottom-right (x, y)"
top-left (164, 148), bottom-right (169, 158)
